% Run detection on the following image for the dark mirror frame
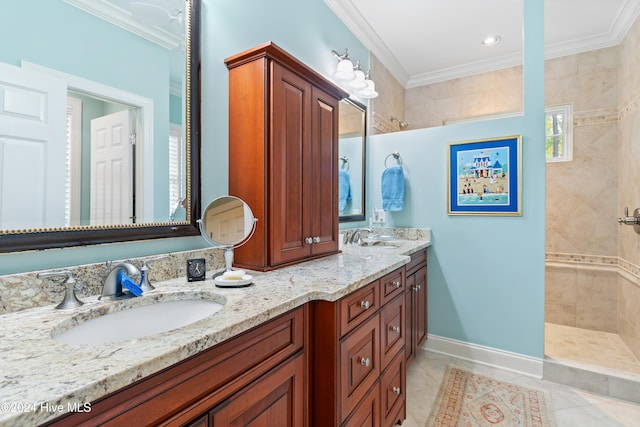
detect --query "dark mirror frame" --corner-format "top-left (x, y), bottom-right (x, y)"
top-left (0, 0), bottom-right (201, 253)
top-left (339, 98), bottom-right (367, 223)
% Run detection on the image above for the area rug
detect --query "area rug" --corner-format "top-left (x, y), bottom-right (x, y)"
top-left (426, 366), bottom-right (555, 427)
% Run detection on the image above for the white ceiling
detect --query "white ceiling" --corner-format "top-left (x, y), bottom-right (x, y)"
top-left (324, 0), bottom-right (640, 88)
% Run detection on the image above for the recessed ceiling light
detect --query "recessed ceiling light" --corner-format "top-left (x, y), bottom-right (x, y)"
top-left (481, 35), bottom-right (502, 47)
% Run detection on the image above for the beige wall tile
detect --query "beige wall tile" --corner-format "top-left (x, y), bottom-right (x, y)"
top-left (575, 268), bottom-right (618, 332)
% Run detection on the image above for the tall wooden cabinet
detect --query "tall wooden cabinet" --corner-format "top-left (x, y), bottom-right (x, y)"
top-left (225, 42), bottom-right (348, 271)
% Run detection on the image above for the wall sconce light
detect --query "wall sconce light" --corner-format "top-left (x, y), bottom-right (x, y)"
top-left (331, 48), bottom-right (356, 81)
top-left (331, 48), bottom-right (378, 99)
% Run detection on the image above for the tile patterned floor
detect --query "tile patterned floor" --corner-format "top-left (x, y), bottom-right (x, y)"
top-left (405, 350), bottom-right (640, 427)
top-left (544, 323), bottom-right (640, 376)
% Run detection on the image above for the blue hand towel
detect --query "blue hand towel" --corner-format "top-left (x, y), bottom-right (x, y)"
top-left (381, 166), bottom-right (404, 211)
top-left (338, 169), bottom-right (352, 212)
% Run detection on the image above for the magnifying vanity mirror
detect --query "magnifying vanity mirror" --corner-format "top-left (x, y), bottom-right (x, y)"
top-left (198, 196), bottom-right (257, 287)
top-left (0, 0), bottom-right (201, 252)
top-left (338, 98), bottom-right (366, 222)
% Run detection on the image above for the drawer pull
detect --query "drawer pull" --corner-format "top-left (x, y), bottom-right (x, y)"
top-left (392, 280), bottom-right (401, 289)
top-left (305, 237), bottom-right (313, 244)
top-left (360, 300), bottom-right (371, 310)
top-left (313, 236), bottom-right (321, 243)
top-left (392, 326), bottom-right (401, 334)
top-left (392, 386), bottom-right (401, 395)
top-left (360, 357), bottom-right (371, 367)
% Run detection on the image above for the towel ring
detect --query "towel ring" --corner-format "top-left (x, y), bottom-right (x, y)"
top-left (340, 156), bottom-right (349, 171)
top-left (384, 152), bottom-right (402, 168)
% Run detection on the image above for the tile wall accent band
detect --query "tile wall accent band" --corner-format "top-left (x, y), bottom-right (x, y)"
top-left (545, 252), bottom-right (618, 266)
top-left (618, 87), bottom-right (640, 121)
top-left (573, 108), bottom-right (618, 127)
top-left (546, 252), bottom-right (640, 289)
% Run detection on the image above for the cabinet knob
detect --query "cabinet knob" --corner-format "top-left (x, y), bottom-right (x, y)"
top-left (313, 236), bottom-right (321, 243)
top-left (360, 357), bottom-right (371, 367)
top-left (305, 237), bottom-right (313, 244)
top-left (392, 325), bottom-right (401, 334)
top-left (360, 300), bottom-right (371, 310)
top-left (392, 280), bottom-right (401, 288)
top-left (392, 386), bottom-right (401, 395)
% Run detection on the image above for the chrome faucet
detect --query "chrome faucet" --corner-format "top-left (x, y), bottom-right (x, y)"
top-left (100, 262), bottom-right (141, 300)
top-left (350, 227), bottom-right (373, 245)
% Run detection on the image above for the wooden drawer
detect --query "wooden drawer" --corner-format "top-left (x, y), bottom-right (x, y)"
top-left (380, 267), bottom-right (405, 306)
top-left (47, 307), bottom-right (305, 427)
top-left (340, 313), bottom-right (380, 422)
top-left (381, 351), bottom-right (406, 427)
top-left (380, 294), bottom-right (405, 370)
top-left (341, 382), bottom-right (380, 427)
top-left (406, 249), bottom-right (427, 276)
top-left (340, 280), bottom-right (380, 336)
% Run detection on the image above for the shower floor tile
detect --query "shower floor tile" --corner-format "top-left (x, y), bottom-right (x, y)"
top-left (545, 323), bottom-right (640, 376)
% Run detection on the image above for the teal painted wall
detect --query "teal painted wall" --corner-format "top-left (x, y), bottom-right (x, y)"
top-left (367, 1), bottom-right (545, 357)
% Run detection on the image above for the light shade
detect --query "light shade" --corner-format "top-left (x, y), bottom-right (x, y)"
top-left (358, 79), bottom-right (378, 99)
top-left (348, 69), bottom-right (368, 90)
top-left (334, 59), bottom-right (355, 81)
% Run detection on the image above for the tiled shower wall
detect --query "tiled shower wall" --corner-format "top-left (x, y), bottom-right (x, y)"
top-left (618, 15), bottom-right (640, 360)
top-left (401, 14), bottom-right (640, 359)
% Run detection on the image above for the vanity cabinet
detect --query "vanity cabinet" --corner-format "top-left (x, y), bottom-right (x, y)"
top-left (225, 42), bottom-right (348, 271)
top-left (405, 249), bottom-right (428, 365)
top-left (44, 307), bottom-right (306, 427)
top-left (310, 267), bottom-right (406, 426)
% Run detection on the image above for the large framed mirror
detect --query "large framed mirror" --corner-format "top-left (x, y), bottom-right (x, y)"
top-left (0, 0), bottom-right (201, 252)
top-left (338, 98), bottom-right (366, 222)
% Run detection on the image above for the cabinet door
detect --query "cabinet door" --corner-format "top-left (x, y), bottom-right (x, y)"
top-left (211, 353), bottom-right (305, 427)
top-left (405, 273), bottom-right (415, 364)
top-left (309, 86), bottom-right (339, 256)
top-left (414, 266), bottom-right (428, 350)
top-left (270, 63), bottom-right (312, 265)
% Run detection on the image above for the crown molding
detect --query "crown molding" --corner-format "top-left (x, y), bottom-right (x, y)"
top-left (63, 0), bottom-right (182, 50)
top-left (326, 0), bottom-right (640, 89)
top-left (323, 0), bottom-right (409, 87)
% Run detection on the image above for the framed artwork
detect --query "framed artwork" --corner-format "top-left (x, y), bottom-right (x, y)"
top-left (447, 135), bottom-right (522, 216)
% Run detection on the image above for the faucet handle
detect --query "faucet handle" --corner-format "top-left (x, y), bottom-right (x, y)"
top-left (140, 255), bottom-right (170, 292)
top-left (37, 270), bottom-right (84, 309)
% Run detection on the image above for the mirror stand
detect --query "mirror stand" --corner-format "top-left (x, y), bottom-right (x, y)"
top-left (198, 196), bottom-right (257, 287)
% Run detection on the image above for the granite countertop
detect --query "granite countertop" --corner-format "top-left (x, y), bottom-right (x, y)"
top-left (0, 238), bottom-right (430, 426)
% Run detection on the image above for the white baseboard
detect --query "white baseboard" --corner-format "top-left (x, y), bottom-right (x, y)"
top-left (423, 334), bottom-right (544, 378)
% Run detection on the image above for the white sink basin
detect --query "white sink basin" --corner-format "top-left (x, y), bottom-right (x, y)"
top-left (53, 299), bottom-right (225, 345)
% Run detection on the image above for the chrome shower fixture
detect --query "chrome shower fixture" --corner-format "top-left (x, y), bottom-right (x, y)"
top-left (390, 116), bottom-right (409, 130)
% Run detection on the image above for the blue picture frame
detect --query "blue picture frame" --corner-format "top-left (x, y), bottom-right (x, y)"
top-left (448, 135), bottom-right (522, 215)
